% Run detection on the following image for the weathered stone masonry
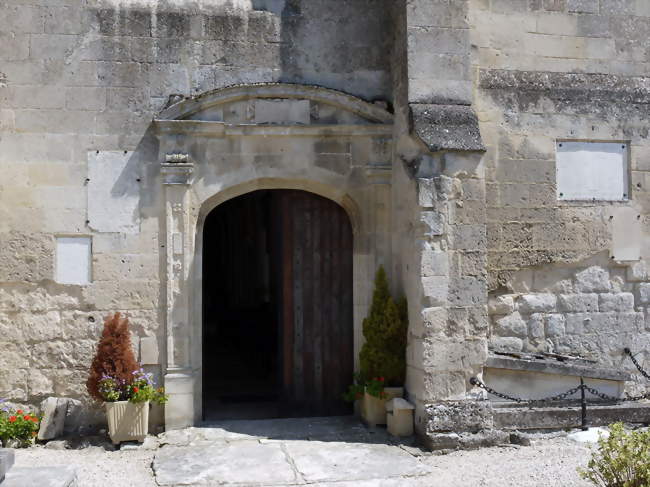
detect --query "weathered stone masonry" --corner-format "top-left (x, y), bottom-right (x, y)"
top-left (2, 0), bottom-right (650, 445)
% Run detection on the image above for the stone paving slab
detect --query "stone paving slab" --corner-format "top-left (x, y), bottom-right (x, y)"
top-left (153, 441), bottom-right (299, 486)
top-left (153, 417), bottom-right (430, 486)
top-left (0, 448), bottom-right (15, 481)
top-left (2, 466), bottom-right (77, 487)
top-left (284, 440), bottom-right (432, 483)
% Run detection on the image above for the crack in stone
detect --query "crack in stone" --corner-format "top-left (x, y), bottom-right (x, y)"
top-left (279, 442), bottom-right (306, 485)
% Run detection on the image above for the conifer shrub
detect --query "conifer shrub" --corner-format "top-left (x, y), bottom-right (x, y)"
top-left (86, 312), bottom-right (139, 402)
top-left (358, 266), bottom-right (408, 388)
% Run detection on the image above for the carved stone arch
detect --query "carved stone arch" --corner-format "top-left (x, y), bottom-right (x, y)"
top-left (157, 83), bottom-right (393, 124)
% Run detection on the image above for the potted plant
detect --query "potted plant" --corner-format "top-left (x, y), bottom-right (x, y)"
top-left (0, 402), bottom-right (40, 448)
top-left (356, 267), bottom-right (408, 426)
top-left (86, 313), bottom-right (168, 445)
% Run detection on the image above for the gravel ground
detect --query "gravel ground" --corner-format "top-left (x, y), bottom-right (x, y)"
top-left (423, 437), bottom-right (593, 487)
top-left (12, 436), bottom-right (594, 487)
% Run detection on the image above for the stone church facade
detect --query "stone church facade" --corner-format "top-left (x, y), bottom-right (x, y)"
top-left (2, 0), bottom-right (650, 445)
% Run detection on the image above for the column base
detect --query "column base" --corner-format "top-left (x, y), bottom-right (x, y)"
top-left (164, 371), bottom-right (196, 430)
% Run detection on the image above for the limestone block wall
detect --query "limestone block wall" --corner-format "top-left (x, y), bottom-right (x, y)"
top-left (470, 0), bottom-right (650, 394)
top-left (0, 0), bottom-right (393, 422)
top-left (390, 0), bottom-right (491, 441)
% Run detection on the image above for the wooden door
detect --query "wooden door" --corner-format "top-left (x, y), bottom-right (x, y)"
top-left (275, 191), bottom-right (354, 416)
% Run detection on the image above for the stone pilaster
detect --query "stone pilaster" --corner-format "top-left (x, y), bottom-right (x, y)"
top-left (161, 156), bottom-right (196, 429)
top-left (403, 151), bottom-right (490, 448)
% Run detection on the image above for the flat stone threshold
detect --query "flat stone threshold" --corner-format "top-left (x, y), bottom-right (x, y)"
top-left (2, 465), bottom-right (77, 487)
top-left (161, 416), bottom-right (418, 447)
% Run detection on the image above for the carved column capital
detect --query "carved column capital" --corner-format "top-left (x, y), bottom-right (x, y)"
top-left (161, 153), bottom-right (193, 185)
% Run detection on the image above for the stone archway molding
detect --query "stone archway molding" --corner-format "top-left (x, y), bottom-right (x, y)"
top-left (158, 83), bottom-right (393, 124)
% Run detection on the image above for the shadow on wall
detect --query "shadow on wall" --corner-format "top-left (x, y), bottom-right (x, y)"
top-left (259, 0), bottom-right (392, 100)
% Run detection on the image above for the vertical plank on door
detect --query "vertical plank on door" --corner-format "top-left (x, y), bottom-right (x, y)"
top-left (281, 193), bottom-right (294, 401)
top-left (279, 190), bottom-right (353, 417)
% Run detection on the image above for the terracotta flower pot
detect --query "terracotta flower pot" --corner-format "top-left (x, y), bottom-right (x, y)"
top-left (105, 401), bottom-right (149, 445)
top-left (361, 387), bottom-right (404, 427)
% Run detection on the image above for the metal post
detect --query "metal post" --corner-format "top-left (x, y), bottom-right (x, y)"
top-left (580, 377), bottom-right (588, 431)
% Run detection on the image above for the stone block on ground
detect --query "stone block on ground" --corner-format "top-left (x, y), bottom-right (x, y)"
top-left (509, 431), bottom-right (532, 446)
top-left (2, 465), bottom-right (77, 487)
top-left (38, 397), bottom-right (82, 440)
top-left (0, 448), bottom-right (15, 482)
top-left (63, 399), bottom-right (82, 435)
top-left (426, 401), bottom-right (493, 433)
top-left (44, 440), bottom-right (70, 450)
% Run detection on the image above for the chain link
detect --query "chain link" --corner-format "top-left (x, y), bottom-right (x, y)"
top-left (470, 377), bottom-right (583, 406)
top-left (624, 348), bottom-right (650, 381)
top-left (469, 349), bottom-right (650, 407)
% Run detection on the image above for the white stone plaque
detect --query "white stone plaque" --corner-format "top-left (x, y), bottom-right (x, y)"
top-left (88, 151), bottom-right (141, 233)
top-left (556, 141), bottom-right (628, 201)
top-left (55, 237), bottom-right (91, 285)
top-left (609, 206), bottom-right (641, 261)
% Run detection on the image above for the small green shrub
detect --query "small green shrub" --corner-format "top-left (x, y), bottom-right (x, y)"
top-left (358, 266), bottom-right (408, 388)
top-left (580, 423), bottom-right (650, 487)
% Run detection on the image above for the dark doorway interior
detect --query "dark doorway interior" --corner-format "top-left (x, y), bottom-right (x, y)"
top-left (202, 190), bottom-right (353, 421)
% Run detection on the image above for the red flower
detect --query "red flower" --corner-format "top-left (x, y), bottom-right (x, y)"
top-left (23, 415), bottom-right (30, 421)
top-left (379, 377), bottom-right (385, 382)
top-left (31, 417), bottom-right (39, 423)
top-left (133, 387), bottom-right (139, 393)
top-left (9, 416), bottom-right (16, 423)
top-left (16, 410), bottom-right (23, 415)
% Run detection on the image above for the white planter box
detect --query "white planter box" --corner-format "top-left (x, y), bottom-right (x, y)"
top-left (105, 401), bottom-right (149, 445)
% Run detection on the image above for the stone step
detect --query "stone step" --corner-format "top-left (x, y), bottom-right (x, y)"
top-left (0, 449), bottom-right (15, 483)
top-left (2, 466), bottom-right (77, 487)
top-left (493, 402), bottom-right (650, 430)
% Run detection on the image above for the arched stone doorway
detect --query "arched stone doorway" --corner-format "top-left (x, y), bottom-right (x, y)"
top-left (155, 83), bottom-right (394, 429)
top-left (202, 189), bottom-right (353, 420)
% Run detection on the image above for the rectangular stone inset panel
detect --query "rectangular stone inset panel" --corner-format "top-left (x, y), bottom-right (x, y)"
top-left (55, 236), bottom-right (91, 285)
top-left (87, 151), bottom-right (140, 233)
top-left (556, 141), bottom-right (629, 201)
top-left (254, 99), bottom-right (310, 124)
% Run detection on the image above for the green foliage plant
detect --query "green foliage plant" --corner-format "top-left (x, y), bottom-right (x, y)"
top-left (343, 372), bottom-right (366, 402)
top-left (0, 403), bottom-right (40, 446)
top-left (364, 377), bottom-right (387, 399)
top-left (580, 423), bottom-right (650, 487)
top-left (358, 266), bottom-right (408, 396)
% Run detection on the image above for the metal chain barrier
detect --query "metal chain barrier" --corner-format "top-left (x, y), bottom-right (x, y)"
top-left (624, 348), bottom-right (650, 381)
top-left (469, 349), bottom-right (650, 430)
top-left (469, 377), bottom-right (583, 406)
